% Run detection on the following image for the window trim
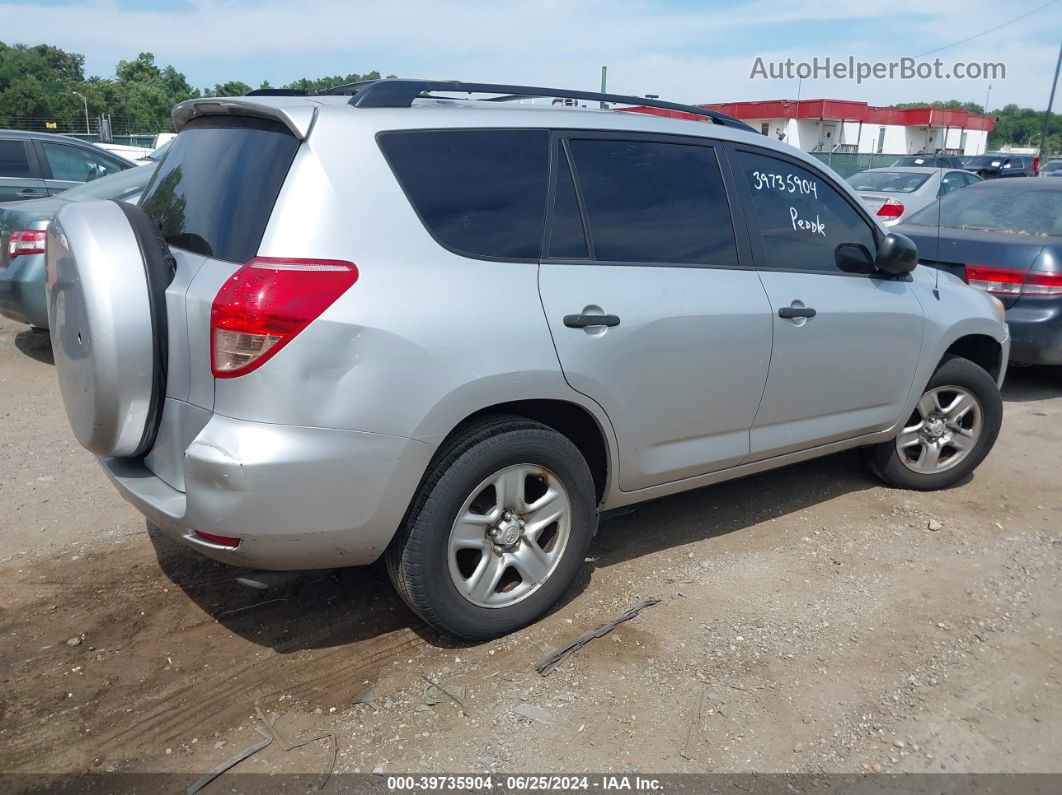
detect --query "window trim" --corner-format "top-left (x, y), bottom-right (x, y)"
top-left (725, 142), bottom-right (904, 280)
top-left (375, 127), bottom-right (551, 264)
top-left (543, 129), bottom-right (753, 271)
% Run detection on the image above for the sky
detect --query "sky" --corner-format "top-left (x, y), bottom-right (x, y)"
top-left (3, 0), bottom-right (1061, 110)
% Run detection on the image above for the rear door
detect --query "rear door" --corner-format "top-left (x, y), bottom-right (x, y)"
top-left (729, 146), bottom-right (924, 459)
top-left (0, 138), bottom-right (47, 201)
top-left (538, 133), bottom-right (773, 492)
top-left (37, 140), bottom-right (128, 194)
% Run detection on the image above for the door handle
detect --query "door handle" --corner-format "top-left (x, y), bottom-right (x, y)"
top-left (18, 188), bottom-right (46, 197)
top-left (564, 313), bottom-right (621, 329)
top-left (778, 306), bottom-right (817, 319)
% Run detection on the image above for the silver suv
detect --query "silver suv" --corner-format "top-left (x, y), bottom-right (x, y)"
top-left (45, 80), bottom-right (1009, 640)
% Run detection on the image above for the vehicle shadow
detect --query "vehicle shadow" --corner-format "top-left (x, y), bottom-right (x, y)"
top-left (13, 327), bottom-right (53, 364)
top-left (1002, 365), bottom-right (1060, 403)
top-left (151, 450), bottom-right (875, 653)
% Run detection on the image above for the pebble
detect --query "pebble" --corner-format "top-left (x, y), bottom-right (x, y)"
top-left (66, 637), bottom-right (81, 647)
top-left (927, 519), bottom-right (943, 532)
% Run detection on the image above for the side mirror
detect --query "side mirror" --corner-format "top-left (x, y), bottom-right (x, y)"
top-left (835, 243), bottom-right (876, 274)
top-left (875, 232), bottom-right (919, 275)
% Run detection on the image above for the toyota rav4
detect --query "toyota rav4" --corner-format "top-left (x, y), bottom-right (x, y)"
top-left (45, 80), bottom-right (1009, 640)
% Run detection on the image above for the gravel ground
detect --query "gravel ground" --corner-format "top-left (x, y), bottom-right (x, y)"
top-left (1, 316), bottom-right (1059, 777)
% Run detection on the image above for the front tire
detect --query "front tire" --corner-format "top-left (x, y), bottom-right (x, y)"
top-left (866, 355), bottom-right (1002, 491)
top-left (386, 416), bottom-right (598, 640)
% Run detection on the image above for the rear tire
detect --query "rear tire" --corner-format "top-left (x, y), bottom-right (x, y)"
top-left (386, 416), bottom-right (598, 640)
top-left (866, 355), bottom-right (1002, 491)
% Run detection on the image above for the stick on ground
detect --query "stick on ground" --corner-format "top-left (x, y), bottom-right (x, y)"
top-left (535, 597), bottom-right (660, 676)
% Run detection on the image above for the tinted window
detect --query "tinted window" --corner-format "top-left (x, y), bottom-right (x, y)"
top-left (63, 163), bottom-right (155, 202)
top-left (567, 139), bottom-right (738, 265)
top-left (42, 143), bottom-right (125, 182)
top-left (0, 139), bottom-right (32, 178)
top-left (907, 186), bottom-right (1062, 236)
top-left (140, 116), bottom-right (299, 263)
top-left (548, 145), bottom-right (588, 258)
top-left (848, 171), bottom-right (930, 193)
top-left (738, 150), bottom-right (877, 273)
top-left (379, 130), bottom-right (548, 259)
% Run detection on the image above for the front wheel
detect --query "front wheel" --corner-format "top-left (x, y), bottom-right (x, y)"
top-left (866, 356), bottom-right (1002, 491)
top-left (386, 416), bottom-right (598, 640)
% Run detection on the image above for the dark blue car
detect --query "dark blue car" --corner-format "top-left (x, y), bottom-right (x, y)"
top-left (897, 178), bottom-right (1062, 365)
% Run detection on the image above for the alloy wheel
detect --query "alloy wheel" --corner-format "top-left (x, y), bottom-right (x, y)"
top-left (896, 385), bottom-right (983, 474)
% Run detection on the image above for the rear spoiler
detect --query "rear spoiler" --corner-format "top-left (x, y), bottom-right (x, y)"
top-left (171, 98), bottom-right (317, 139)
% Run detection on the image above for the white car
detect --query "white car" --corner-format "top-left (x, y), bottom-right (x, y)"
top-left (848, 166), bottom-right (982, 226)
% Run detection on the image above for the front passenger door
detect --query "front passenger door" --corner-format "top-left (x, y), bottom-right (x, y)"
top-left (731, 148), bottom-right (925, 460)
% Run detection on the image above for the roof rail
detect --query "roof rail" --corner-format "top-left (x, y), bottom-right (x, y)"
top-left (245, 88), bottom-right (317, 96)
top-left (325, 79), bottom-right (757, 133)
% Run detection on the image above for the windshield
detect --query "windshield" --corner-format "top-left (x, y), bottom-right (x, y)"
top-left (848, 171), bottom-right (931, 193)
top-left (906, 186), bottom-right (1062, 236)
top-left (891, 156), bottom-right (944, 167)
top-left (59, 163), bottom-right (157, 202)
top-left (964, 155), bottom-right (1006, 167)
top-left (146, 140), bottom-right (173, 162)
top-left (1043, 161), bottom-right (1062, 173)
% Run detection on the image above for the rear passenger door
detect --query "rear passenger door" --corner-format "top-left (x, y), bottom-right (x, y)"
top-left (0, 138), bottom-right (47, 201)
top-left (538, 133), bottom-right (773, 492)
top-left (730, 146), bottom-right (924, 460)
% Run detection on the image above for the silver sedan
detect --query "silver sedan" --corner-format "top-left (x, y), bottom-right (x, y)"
top-left (848, 166), bottom-right (982, 226)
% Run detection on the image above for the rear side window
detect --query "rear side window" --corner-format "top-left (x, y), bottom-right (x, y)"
top-left (0, 140), bottom-right (32, 178)
top-left (737, 150), bottom-right (877, 274)
top-left (42, 142), bottom-right (126, 182)
top-left (378, 130), bottom-right (549, 260)
top-left (566, 139), bottom-right (738, 265)
top-left (140, 116), bottom-right (299, 263)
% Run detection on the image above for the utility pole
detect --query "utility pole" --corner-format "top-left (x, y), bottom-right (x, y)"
top-left (600, 66), bottom-right (607, 109)
top-left (1037, 40), bottom-right (1062, 160)
top-left (71, 91), bottom-right (89, 134)
top-left (984, 83), bottom-right (992, 114)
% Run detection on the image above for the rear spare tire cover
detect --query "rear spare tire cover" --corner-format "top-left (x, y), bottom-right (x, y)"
top-left (46, 199), bottom-right (173, 458)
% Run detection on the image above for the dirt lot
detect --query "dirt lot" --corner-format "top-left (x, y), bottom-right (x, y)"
top-left (1, 314), bottom-right (1060, 779)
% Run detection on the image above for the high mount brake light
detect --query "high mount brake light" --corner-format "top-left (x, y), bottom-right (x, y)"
top-left (210, 257), bottom-right (358, 378)
top-left (965, 265), bottom-right (1062, 297)
top-left (876, 199), bottom-right (904, 219)
top-left (7, 229), bottom-right (46, 260)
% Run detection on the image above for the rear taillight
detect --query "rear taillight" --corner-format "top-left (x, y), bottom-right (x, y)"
top-left (876, 199), bottom-right (904, 219)
top-left (1022, 270), bottom-right (1062, 296)
top-left (965, 264), bottom-right (1062, 297)
top-left (1032, 156), bottom-right (1041, 175)
top-left (210, 257), bottom-right (358, 378)
top-left (7, 229), bottom-right (46, 260)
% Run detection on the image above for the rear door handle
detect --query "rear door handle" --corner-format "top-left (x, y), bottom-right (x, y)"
top-left (564, 313), bottom-right (621, 329)
top-left (778, 306), bottom-right (816, 319)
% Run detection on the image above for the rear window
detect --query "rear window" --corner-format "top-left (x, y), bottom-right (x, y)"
top-left (378, 129), bottom-right (549, 260)
top-left (848, 171), bottom-right (931, 193)
top-left (140, 116), bottom-right (299, 263)
top-left (907, 186), bottom-right (1062, 236)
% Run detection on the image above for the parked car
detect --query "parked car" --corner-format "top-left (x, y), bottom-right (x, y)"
top-left (848, 167), bottom-right (981, 226)
top-left (0, 130), bottom-right (135, 203)
top-left (891, 155), bottom-right (965, 169)
top-left (1040, 158), bottom-right (1062, 177)
top-left (0, 163), bottom-right (156, 328)
top-left (896, 178), bottom-right (1062, 365)
top-left (44, 80), bottom-right (1007, 640)
top-left (962, 153), bottom-right (1038, 179)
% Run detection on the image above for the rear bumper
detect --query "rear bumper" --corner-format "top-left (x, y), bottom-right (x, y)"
top-left (1006, 297), bottom-right (1062, 365)
top-left (101, 414), bottom-right (436, 570)
top-left (0, 253), bottom-right (48, 328)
